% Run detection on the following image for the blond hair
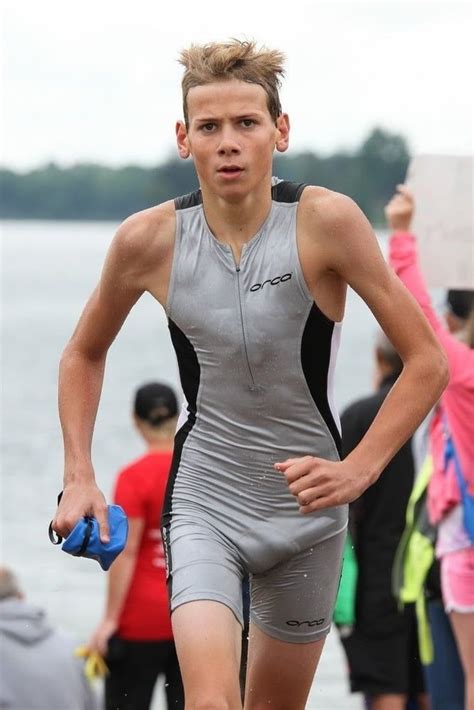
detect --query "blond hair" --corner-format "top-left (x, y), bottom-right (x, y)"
top-left (179, 39), bottom-right (285, 126)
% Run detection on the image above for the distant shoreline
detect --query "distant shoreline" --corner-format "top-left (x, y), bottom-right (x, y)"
top-left (0, 127), bottom-right (410, 226)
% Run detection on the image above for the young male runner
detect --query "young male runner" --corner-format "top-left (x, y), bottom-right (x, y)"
top-left (52, 40), bottom-right (448, 709)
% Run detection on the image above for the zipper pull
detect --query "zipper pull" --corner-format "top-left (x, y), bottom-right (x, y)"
top-left (236, 266), bottom-right (241, 273)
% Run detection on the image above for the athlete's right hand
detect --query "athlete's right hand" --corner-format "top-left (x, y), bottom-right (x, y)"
top-left (52, 481), bottom-right (110, 543)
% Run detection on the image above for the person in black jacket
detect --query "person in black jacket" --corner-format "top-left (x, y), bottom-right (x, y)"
top-left (338, 332), bottom-right (428, 710)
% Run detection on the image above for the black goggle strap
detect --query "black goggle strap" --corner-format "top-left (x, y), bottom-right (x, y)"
top-left (48, 491), bottom-right (94, 554)
top-left (48, 521), bottom-right (62, 545)
top-left (48, 491), bottom-right (64, 545)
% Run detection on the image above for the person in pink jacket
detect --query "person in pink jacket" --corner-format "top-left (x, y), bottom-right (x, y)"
top-left (386, 185), bottom-right (474, 709)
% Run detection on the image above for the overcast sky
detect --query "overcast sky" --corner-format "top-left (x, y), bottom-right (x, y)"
top-left (1, 0), bottom-right (472, 171)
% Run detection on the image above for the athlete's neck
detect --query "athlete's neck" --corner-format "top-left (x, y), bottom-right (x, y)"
top-left (201, 184), bottom-right (273, 263)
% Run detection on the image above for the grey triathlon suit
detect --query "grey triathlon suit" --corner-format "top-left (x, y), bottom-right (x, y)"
top-left (162, 180), bottom-right (348, 643)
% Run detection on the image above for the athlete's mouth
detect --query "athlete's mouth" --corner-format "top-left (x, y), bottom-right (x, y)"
top-left (218, 165), bottom-right (244, 174)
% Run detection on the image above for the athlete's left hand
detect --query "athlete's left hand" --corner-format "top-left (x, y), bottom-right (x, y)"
top-left (275, 456), bottom-right (369, 513)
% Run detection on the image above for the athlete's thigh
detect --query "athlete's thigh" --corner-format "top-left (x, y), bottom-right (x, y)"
top-left (244, 622), bottom-right (325, 710)
top-left (172, 600), bottom-right (243, 707)
top-left (245, 530), bottom-right (345, 707)
top-left (250, 529), bottom-right (345, 643)
top-left (167, 517), bottom-right (245, 623)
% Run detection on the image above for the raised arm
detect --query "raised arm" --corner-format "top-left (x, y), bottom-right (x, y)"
top-left (385, 185), bottom-right (471, 383)
top-left (52, 207), bottom-right (173, 541)
top-left (278, 190), bottom-right (448, 511)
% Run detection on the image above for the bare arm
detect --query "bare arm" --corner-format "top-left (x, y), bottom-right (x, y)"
top-left (278, 191), bottom-right (448, 511)
top-left (331, 196), bottom-right (447, 479)
top-left (53, 210), bottom-right (169, 540)
top-left (87, 517), bottom-right (144, 655)
top-left (386, 185), bottom-right (471, 384)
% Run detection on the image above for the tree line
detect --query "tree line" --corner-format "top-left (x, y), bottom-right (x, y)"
top-left (0, 128), bottom-right (409, 225)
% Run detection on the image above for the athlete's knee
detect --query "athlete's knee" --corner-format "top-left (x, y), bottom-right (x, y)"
top-left (185, 694), bottom-right (238, 710)
top-left (246, 698), bottom-right (305, 710)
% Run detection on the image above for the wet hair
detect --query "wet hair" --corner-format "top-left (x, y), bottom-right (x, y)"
top-left (178, 39), bottom-right (285, 127)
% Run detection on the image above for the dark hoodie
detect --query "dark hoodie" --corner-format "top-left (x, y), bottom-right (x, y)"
top-left (0, 598), bottom-right (96, 709)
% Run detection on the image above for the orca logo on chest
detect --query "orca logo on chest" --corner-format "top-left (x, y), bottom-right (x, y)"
top-left (249, 273), bottom-right (292, 292)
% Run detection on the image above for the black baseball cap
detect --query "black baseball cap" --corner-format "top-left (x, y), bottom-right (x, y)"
top-left (134, 382), bottom-right (178, 426)
top-left (446, 290), bottom-right (474, 320)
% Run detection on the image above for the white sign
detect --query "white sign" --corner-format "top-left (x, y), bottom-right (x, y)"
top-left (405, 155), bottom-right (473, 289)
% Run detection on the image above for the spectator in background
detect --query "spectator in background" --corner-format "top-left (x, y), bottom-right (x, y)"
top-left (338, 333), bottom-right (428, 710)
top-left (87, 382), bottom-right (184, 710)
top-left (386, 185), bottom-right (474, 710)
top-left (395, 290), bottom-right (472, 710)
top-left (0, 566), bottom-right (97, 710)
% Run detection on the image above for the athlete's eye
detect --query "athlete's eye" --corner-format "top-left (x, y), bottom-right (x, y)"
top-left (241, 119), bottom-right (255, 127)
top-left (200, 123), bottom-right (216, 132)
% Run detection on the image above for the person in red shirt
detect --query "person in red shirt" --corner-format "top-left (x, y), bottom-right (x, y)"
top-left (87, 382), bottom-right (184, 710)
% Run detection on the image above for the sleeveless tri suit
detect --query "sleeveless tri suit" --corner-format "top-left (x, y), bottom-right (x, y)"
top-left (162, 181), bottom-right (347, 643)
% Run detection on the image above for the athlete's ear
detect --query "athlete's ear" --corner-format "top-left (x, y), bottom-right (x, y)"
top-left (176, 121), bottom-right (190, 159)
top-left (275, 113), bottom-right (290, 153)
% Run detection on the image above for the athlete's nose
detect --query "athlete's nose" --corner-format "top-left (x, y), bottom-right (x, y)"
top-left (217, 128), bottom-right (241, 155)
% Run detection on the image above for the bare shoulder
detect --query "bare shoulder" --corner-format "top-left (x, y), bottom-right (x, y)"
top-left (101, 200), bottom-right (177, 304)
top-left (299, 185), bottom-right (381, 273)
top-left (112, 200), bottom-right (176, 265)
top-left (299, 186), bottom-right (368, 241)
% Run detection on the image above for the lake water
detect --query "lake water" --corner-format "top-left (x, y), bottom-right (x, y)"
top-left (0, 219), bottom-right (387, 709)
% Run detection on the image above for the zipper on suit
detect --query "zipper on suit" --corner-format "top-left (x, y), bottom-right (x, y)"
top-left (235, 264), bottom-right (256, 389)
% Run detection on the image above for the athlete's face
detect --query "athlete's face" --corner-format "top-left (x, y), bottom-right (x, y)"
top-left (176, 79), bottom-right (289, 199)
